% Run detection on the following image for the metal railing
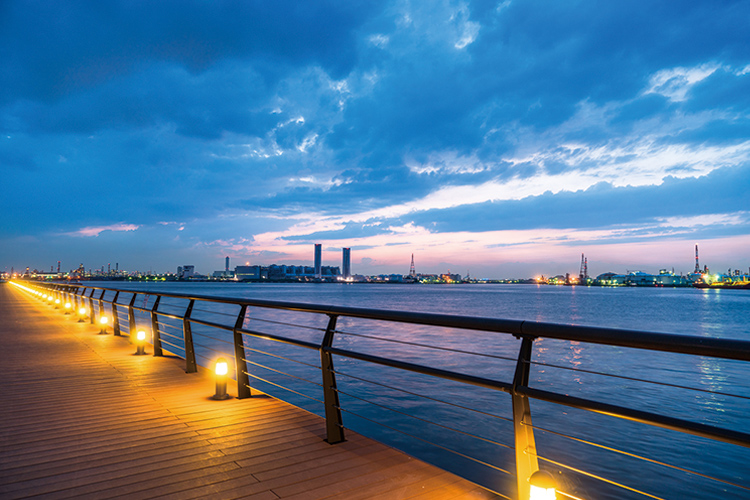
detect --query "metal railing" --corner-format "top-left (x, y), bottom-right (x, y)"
top-left (13, 281), bottom-right (750, 500)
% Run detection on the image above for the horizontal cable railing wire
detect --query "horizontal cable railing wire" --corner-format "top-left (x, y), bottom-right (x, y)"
top-left (244, 358), bottom-right (323, 388)
top-left (192, 333), bottom-right (234, 347)
top-left (332, 367), bottom-right (513, 424)
top-left (334, 400), bottom-right (515, 479)
top-left (193, 338), bottom-right (230, 352)
top-left (245, 315), bottom-right (326, 332)
top-left (526, 422), bottom-right (750, 493)
top-left (333, 385), bottom-right (513, 451)
top-left (326, 345), bottom-right (513, 394)
top-left (536, 453), bottom-right (665, 500)
top-left (527, 358), bottom-right (750, 401)
top-left (238, 327), bottom-right (320, 350)
top-left (158, 338), bottom-right (185, 352)
top-left (243, 345), bottom-right (322, 370)
top-left (244, 370), bottom-right (324, 405)
top-left (156, 320), bottom-right (183, 332)
top-left (335, 328), bottom-right (520, 363)
top-left (158, 331), bottom-right (183, 342)
top-left (518, 385), bottom-right (750, 447)
top-left (191, 306), bottom-right (238, 318)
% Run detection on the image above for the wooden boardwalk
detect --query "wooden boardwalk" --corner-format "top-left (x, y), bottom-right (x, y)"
top-left (0, 283), bottom-right (499, 500)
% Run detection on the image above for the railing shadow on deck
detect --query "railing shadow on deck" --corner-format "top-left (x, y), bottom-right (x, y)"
top-left (11, 280), bottom-right (750, 500)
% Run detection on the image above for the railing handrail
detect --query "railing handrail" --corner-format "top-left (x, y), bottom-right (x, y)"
top-left (55, 282), bottom-right (750, 361)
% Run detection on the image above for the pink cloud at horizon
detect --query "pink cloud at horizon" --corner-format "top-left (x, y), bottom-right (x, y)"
top-left (215, 227), bottom-right (750, 278)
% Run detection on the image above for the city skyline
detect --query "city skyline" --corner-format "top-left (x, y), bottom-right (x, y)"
top-left (10, 242), bottom-right (747, 283)
top-left (1, 2), bottom-right (749, 278)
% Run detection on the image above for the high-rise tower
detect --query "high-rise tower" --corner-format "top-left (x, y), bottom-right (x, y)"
top-left (409, 254), bottom-right (416, 277)
top-left (342, 248), bottom-right (351, 278)
top-left (314, 244), bottom-right (322, 278)
top-left (579, 253), bottom-right (588, 283)
top-left (225, 256), bottom-right (230, 273)
top-left (694, 244), bottom-right (700, 274)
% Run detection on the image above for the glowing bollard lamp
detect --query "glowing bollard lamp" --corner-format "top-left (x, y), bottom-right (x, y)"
top-left (135, 330), bottom-right (147, 355)
top-left (54, 298), bottom-right (61, 309)
top-left (78, 307), bottom-right (88, 323)
top-left (529, 470), bottom-right (557, 500)
top-left (99, 316), bottom-right (109, 335)
top-left (64, 302), bottom-right (72, 314)
top-left (212, 358), bottom-right (231, 400)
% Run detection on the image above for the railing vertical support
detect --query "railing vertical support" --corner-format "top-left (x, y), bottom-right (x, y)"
top-left (112, 292), bottom-right (121, 336)
top-left (128, 294), bottom-right (137, 342)
top-left (98, 289), bottom-right (106, 323)
top-left (183, 300), bottom-right (198, 373)
top-left (233, 305), bottom-right (252, 399)
top-left (512, 336), bottom-right (539, 500)
top-left (151, 296), bottom-right (163, 356)
top-left (88, 289), bottom-right (96, 324)
top-left (320, 314), bottom-right (345, 444)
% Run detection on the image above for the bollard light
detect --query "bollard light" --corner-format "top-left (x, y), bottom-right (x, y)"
top-left (47, 296), bottom-right (53, 304)
top-left (54, 298), bottom-right (61, 308)
top-left (529, 470), bottom-right (557, 500)
top-left (78, 307), bottom-right (88, 323)
top-left (64, 302), bottom-right (72, 314)
top-left (99, 316), bottom-right (109, 334)
top-left (135, 330), bottom-right (147, 355)
top-left (212, 358), bottom-right (231, 400)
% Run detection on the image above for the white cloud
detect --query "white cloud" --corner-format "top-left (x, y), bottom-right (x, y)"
top-left (287, 175), bottom-right (347, 189)
top-left (405, 151), bottom-right (491, 175)
top-left (657, 212), bottom-right (748, 228)
top-left (298, 133), bottom-right (318, 152)
top-left (644, 63), bottom-right (720, 102)
top-left (397, 139), bottom-right (750, 220)
top-left (451, 3), bottom-right (480, 49)
top-left (496, 0), bottom-right (512, 13)
top-left (65, 223), bottom-right (140, 237)
top-left (369, 34), bottom-right (390, 48)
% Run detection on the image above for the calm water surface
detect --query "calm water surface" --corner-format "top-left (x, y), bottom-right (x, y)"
top-left (96, 282), bottom-right (750, 499)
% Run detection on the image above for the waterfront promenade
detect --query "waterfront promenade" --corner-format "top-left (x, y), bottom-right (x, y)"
top-left (0, 284), bottom-right (498, 500)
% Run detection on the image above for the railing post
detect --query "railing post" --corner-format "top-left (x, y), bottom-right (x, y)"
top-left (128, 294), bottom-right (137, 342)
top-left (320, 314), bottom-right (345, 444)
top-left (183, 300), bottom-right (198, 373)
top-left (98, 290), bottom-right (106, 322)
top-left (88, 289), bottom-right (96, 324)
top-left (151, 296), bottom-right (163, 356)
top-left (112, 291), bottom-right (121, 336)
top-left (512, 336), bottom-right (539, 500)
top-left (233, 305), bottom-right (252, 399)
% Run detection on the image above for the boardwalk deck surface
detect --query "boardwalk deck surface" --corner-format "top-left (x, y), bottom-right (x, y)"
top-left (0, 283), bottom-right (499, 500)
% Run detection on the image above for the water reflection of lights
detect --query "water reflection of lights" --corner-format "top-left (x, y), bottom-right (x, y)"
top-left (565, 341), bottom-right (584, 384)
top-left (696, 357), bottom-right (728, 415)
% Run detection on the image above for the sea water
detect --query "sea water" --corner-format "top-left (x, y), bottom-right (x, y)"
top-left (91, 282), bottom-right (750, 499)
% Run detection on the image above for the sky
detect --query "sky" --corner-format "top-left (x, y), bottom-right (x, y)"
top-left (2, 0), bottom-right (749, 279)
